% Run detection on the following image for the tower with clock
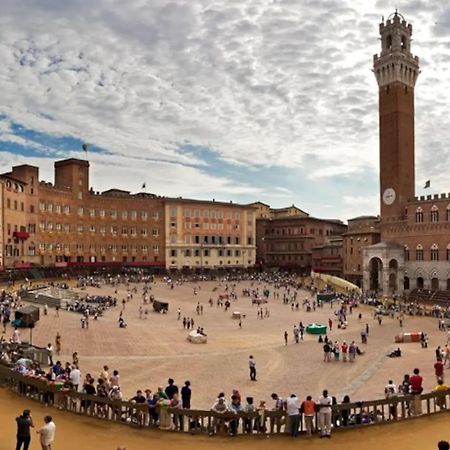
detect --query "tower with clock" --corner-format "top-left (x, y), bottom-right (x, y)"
top-left (373, 11), bottom-right (420, 220)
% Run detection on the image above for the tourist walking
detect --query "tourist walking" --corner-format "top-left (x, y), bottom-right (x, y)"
top-left (318, 390), bottom-right (332, 438)
top-left (249, 355), bottom-right (257, 381)
top-left (15, 409), bottom-right (34, 450)
top-left (55, 333), bottom-right (61, 356)
top-left (36, 415), bottom-right (56, 450)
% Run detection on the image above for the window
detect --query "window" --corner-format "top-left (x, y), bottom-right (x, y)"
top-left (39, 222), bottom-right (45, 231)
top-left (99, 209), bottom-right (105, 218)
top-left (416, 244), bottom-right (424, 261)
top-left (235, 250), bottom-right (241, 256)
top-left (153, 245), bottom-right (159, 254)
top-left (152, 228), bottom-right (160, 237)
top-left (170, 221), bottom-right (176, 228)
top-left (90, 208), bottom-right (95, 217)
top-left (185, 222), bottom-right (191, 230)
top-left (122, 227), bottom-right (128, 235)
top-left (431, 244), bottom-right (439, 261)
top-left (100, 226), bottom-right (106, 235)
top-left (131, 211), bottom-right (137, 220)
top-left (142, 245), bottom-right (148, 253)
top-left (185, 249), bottom-right (192, 257)
top-left (194, 235), bottom-right (200, 244)
top-left (184, 209), bottom-right (191, 217)
top-left (122, 211), bottom-right (128, 219)
top-left (234, 212), bottom-right (240, 220)
top-left (447, 244), bottom-right (450, 261)
top-left (247, 237), bottom-right (253, 245)
top-left (110, 209), bottom-right (117, 218)
top-left (170, 207), bottom-right (177, 217)
top-left (194, 249), bottom-right (200, 257)
top-left (170, 249), bottom-right (177, 257)
top-left (141, 211), bottom-right (148, 221)
top-left (64, 205), bottom-right (70, 214)
top-left (90, 224), bottom-right (96, 233)
top-left (48, 222), bottom-right (54, 231)
top-left (78, 207), bottom-right (84, 216)
top-left (235, 237), bottom-right (240, 245)
top-left (185, 235), bottom-right (191, 244)
top-left (28, 224), bottom-right (36, 233)
top-left (77, 224), bottom-right (83, 233)
top-left (415, 207), bottom-right (424, 223)
top-left (170, 235), bottom-right (176, 244)
top-left (55, 204), bottom-right (61, 213)
top-left (141, 228), bottom-right (147, 236)
top-left (152, 211), bottom-right (160, 220)
top-left (6, 198), bottom-right (10, 209)
top-left (78, 191), bottom-right (83, 200)
top-left (56, 223), bottom-right (62, 232)
top-left (404, 246), bottom-right (410, 261)
top-left (30, 205), bottom-right (35, 213)
top-left (204, 249), bottom-right (209, 257)
top-left (447, 205), bottom-right (450, 221)
top-left (64, 223), bottom-right (70, 233)
top-left (111, 226), bottom-right (117, 235)
top-left (431, 206), bottom-right (439, 222)
top-left (203, 210), bottom-right (209, 218)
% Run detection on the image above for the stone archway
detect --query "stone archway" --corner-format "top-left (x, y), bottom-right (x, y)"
top-left (362, 242), bottom-right (405, 296)
top-left (369, 257), bottom-right (383, 291)
top-left (417, 277), bottom-right (424, 289)
top-left (388, 259), bottom-right (399, 293)
top-left (404, 276), bottom-right (410, 290)
top-left (431, 277), bottom-right (439, 291)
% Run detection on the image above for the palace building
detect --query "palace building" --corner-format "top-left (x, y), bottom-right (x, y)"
top-left (0, 158), bottom-right (256, 271)
top-left (362, 12), bottom-right (450, 296)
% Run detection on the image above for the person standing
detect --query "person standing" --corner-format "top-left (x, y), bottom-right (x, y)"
top-left (55, 333), bottom-right (61, 356)
top-left (249, 355), bottom-right (257, 381)
top-left (36, 415), bottom-right (56, 450)
top-left (318, 390), bottom-right (332, 438)
top-left (181, 380), bottom-right (191, 408)
top-left (435, 359), bottom-right (445, 382)
top-left (284, 331), bottom-right (288, 345)
top-left (301, 395), bottom-right (316, 437)
top-left (16, 409), bottom-right (34, 450)
top-left (286, 394), bottom-right (301, 437)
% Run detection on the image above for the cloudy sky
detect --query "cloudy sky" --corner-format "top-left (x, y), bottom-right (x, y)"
top-left (0, 0), bottom-right (449, 221)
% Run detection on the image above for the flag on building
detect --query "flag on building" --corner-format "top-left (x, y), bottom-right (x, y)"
top-left (424, 180), bottom-right (431, 189)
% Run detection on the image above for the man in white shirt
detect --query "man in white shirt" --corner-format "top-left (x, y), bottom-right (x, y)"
top-left (286, 394), bottom-right (301, 437)
top-left (385, 380), bottom-right (398, 420)
top-left (69, 366), bottom-right (81, 391)
top-left (318, 389), bottom-right (332, 438)
top-left (37, 415), bottom-right (56, 450)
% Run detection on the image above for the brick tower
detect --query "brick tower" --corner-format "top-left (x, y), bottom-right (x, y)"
top-left (374, 12), bottom-right (420, 221)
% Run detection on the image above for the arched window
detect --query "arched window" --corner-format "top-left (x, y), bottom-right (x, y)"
top-left (431, 244), bottom-right (439, 261)
top-left (387, 34), bottom-right (392, 50)
top-left (416, 244), bottom-right (424, 261)
top-left (404, 245), bottom-right (410, 261)
top-left (446, 205), bottom-right (450, 221)
top-left (431, 205), bottom-right (439, 222)
top-left (415, 207), bottom-right (423, 223)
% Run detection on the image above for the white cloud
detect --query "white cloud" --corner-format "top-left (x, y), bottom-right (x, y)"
top-left (0, 0), bottom-right (449, 217)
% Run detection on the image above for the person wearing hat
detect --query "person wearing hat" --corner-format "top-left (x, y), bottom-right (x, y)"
top-left (16, 409), bottom-right (34, 450)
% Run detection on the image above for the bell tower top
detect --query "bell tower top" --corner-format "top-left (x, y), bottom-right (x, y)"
top-left (374, 12), bottom-right (420, 88)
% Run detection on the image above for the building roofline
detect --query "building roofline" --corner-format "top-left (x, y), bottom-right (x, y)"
top-left (0, 173), bottom-right (28, 185)
top-left (163, 197), bottom-right (252, 208)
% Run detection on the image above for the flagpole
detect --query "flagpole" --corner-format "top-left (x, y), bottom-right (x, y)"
top-left (82, 143), bottom-right (89, 162)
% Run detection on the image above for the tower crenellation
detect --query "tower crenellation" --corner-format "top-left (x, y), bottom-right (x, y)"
top-left (373, 12), bottom-right (419, 88)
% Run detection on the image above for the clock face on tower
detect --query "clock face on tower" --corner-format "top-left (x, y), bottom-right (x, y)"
top-left (382, 188), bottom-right (396, 205)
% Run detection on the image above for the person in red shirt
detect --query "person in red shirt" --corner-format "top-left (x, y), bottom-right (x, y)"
top-left (410, 368), bottom-right (423, 394)
top-left (341, 342), bottom-right (348, 362)
top-left (434, 359), bottom-right (444, 382)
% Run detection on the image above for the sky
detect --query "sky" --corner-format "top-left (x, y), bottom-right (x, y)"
top-left (0, 0), bottom-right (449, 221)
